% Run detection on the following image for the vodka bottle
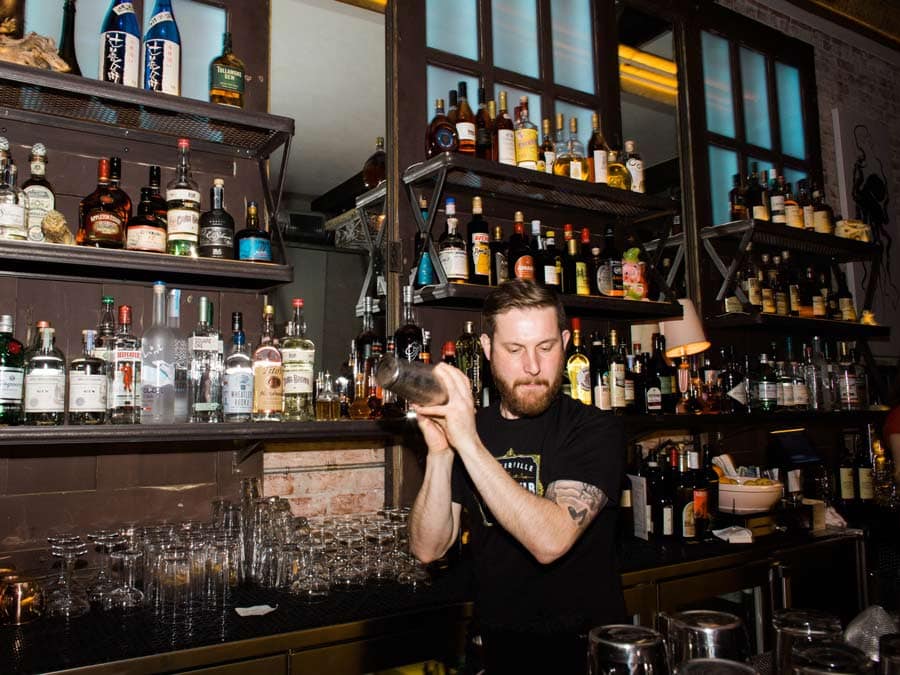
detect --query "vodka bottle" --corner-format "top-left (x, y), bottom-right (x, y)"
top-left (167, 288), bottom-right (189, 423)
top-left (141, 281), bottom-right (176, 424)
top-left (223, 312), bottom-right (253, 423)
top-left (189, 296), bottom-right (224, 423)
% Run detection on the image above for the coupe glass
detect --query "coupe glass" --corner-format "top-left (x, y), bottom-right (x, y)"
top-left (105, 549), bottom-right (144, 611)
top-left (46, 540), bottom-right (90, 618)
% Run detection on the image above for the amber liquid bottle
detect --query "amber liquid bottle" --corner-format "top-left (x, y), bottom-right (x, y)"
top-left (494, 91), bottom-right (516, 166)
top-left (474, 87), bottom-right (493, 160)
top-left (209, 32), bottom-right (246, 108)
top-left (425, 98), bottom-right (458, 158)
top-left (78, 159), bottom-right (125, 248)
top-left (455, 81), bottom-right (476, 155)
top-left (362, 136), bottom-right (386, 189)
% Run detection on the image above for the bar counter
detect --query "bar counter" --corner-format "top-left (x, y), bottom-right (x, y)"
top-left (1, 529), bottom-right (864, 674)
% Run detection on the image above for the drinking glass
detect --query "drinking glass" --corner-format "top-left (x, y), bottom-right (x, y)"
top-left (105, 549), bottom-right (144, 611)
top-left (773, 608), bottom-right (843, 675)
top-left (293, 542), bottom-right (330, 602)
top-left (159, 552), bottom-right (193, 621)
top-left (46, 540), bottom-right (90, 618)
top-left (880, 633), bottom-right (900, 674)
top-left (87, 530), bottom-right (122, 608)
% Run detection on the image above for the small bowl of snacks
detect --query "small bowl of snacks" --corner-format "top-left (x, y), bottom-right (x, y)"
top-left (718, 476), bottom-right (783, 514)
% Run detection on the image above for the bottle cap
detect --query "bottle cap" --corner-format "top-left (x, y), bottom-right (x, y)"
top-left (292, 298), bottom-right (303, 308)
top-left (531, 220), bottom-right (541, 233)
top-left (178, 138), bottom-right (190, 150)
top-left (118, 305), bottom-right (131, 325)
top-left (102, 295), bottom-right (114, 304)
top-left (82, 329), bottom-right (96, 346)
top-left (213, 178), bottom-right (225, 187)
top-left (153, 281), bottom-right (166, 293)
top-left (457, 81), bottom-right (467, 97)
top-left (571, 317), bottom-right (581, 331)
top-left (402, 285), bottom-right (414, 303)
top-left (581, 228), bottom-right (591, 243)
top-left (149, 165), bottom-right (161, 186)
top-left (546, 230), bottom-right (555, 240)
top-left (31, 143), bottom-right (46, 157)
top-left (97, 158), bottom-right (110, 180)
top-left (464, 320), bottom-right (474, 333)
top-left (591, 112), bottom-right (600, 128)
top-left (198, 296), bottom-right (213, 323)
top-left (569, 117), bottom-right (577, 133)
top-left (625, 140), bottom-right (636, 152)
top-left (231, 311), bottom-right (242, 332)
top-left (109, 156), bottom-right (122, 178)
top-left (0, 315), bottom-right (13, 333)
top-left (472, 196), bottom-right (482, 214)
top-left (435, 97), bottom-right (444, 109)
top-left (0, 137), bottom-right (8, 151)
top-left (442, 341), bottom-right (456, 356)
top-left (514, 211), bottom-right (524, 222)
top-left (445, 197), bottom-right (456, 214)
top-left (36, 320), bottom-right (50, 329)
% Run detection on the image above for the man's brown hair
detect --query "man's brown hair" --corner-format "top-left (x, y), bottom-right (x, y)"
top-left (481, 279), bottom-right (567, 339)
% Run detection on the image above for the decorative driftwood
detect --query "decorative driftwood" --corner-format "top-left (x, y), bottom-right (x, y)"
top-left (0, 32), bottom-right (70, 72)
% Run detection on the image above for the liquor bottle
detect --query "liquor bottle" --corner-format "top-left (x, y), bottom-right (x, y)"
top-left (609, 330), bottom-right (627, 413)
top-left (209, 32), bottom-right (246, 108)
top-left (651, 333), bottom-right (678, 414)
top-left (746, 163), bottom-right (767, 221)
top-left (441, 341), bottom-right (457, 367)
top-left (812, 268), bottom-right (828, 318)
top-left (834, 267), bottom-right (857, 322)
top-left (597, 225), bottom-right (624, 298)
top-left (856, 440), bottom-right (874, 505)
top-left (252, 305), bottom-right (283, 422)
top-left (495, 91), bottom-right (516, 166)
top-left (797, 180), bottom-right (814, 230)
top-left (539, 118), bottom-right (555, 173)
top-left (141, 281), bottom-right (176, 424)
top-left (394, 286), bottom-right (423, 363)
top-left (606, 150), bottom-right (632, 191)
top-left (624, 140), bottom-right (645, 193)
top-left (454, 81), bottom-right (476, 155)
top-left (541, 230), bottom-right (563, 291)
top-left (100, 0), bottom-right (140, 87)
top-left (23, 143), bottom-right (55, 239)
top-left (566, 319), bottom-right (591, 406)
top-left (188, 296), bottom-right (224, 423)
top-left (23, 328), bottom-right (65, 426)
top-left (0, 314), bottom-right (24, 425)
top-left (447, 89), bottom-right (458, 124)
top-left (757, 253), bottom-right (775, 314)
top-left (143, 0), bottom-right (181, 95)
top-left (489, 225), bottom-right (508, 286)
top-left (59, 0), bottom-right (82, 76)
top-left (362, 136), bottom-right (386, 190)
top-left (466, 196), bottom-right (490, 285)
top-left (674, 451), bottom-right (696, 540)
top-left (640, 352), bottom-right (662, 414)
top-left (474, 87), bottom-right (493, 160)
top-left (507, 214), bottom-right (534, 281)
top-left (166, 289), bottom-right (189, 423)
top-left (412, 197), bottom-right (436, 288)
top-left (355, 296), bottom-right (379, 378)
top-left (514, 96), bottom-right (539, 170)
top-left (282, 298), bottom-right (316, 422)
top-left (108, 305), bottom-right (141, 423)
top-left (589, 335), bottom-right (611, 413)
top-left (623, 345), bottom-right (637, 412)
top-left (688, 450), bottom-right (710, 539)
top-left (456, 321), bottom-right (483, 404)
top-left (729, 174), bottom-right (748, 221)
top-left (771, 254), bottom-right (789, 316)
top-left (0, 156), bottom-right (26, 241)
top-left (364, 340), bottom-right (384, 418)
top-left (587, 113), bottom-right (610, 184)
top-left (315, 372), bottom-right (341, 421)
top-left (198, 178), bottom-right (235, 259)
top-left (107, 156), bottom-right (133, 226)
top-left (717, 346), bottom-right (747, 414)
top-left (553, 117), bottom-right (589, 181)
top-left (420, 329), bottom-right (432, 364)
top-left (437, 198), bottom-right (468, 283)
top-left (147, 165), bottom-right (168, 222)
top-left (837, 441), bottom-right (857, 509)
top-left (67, 330), bottom-right (107, 425)
top-left (166, 139), bottom-right (201, 256)
top-left (791, 343), bottom-right (810, 410)
top-left (812, 185), bottom-right (835, 234)
top-left (126, 188), bottom-right (167, 253)
top-left (223, 312), bottom-right (253, 423)
top-left (835, 342), bottom-right (859, 412)
top-left (94, 296), bottom-right (116, 363)
top-left (784, 183), bottom-right (804, 229)
top-left (235, 201), bottom-right (272, 262)
top-left (769, 173), bottom-right (786, 224)
top-left (425, 98), bottom-right (458, 158)
top-left (529, 218), bottom-right (543, 268)
top-left (752, 352), bottom-right (778, 413)
top-left (562, 235), bottom-right (580, 295)
top-left (24, 321), bottom-right (50, 365)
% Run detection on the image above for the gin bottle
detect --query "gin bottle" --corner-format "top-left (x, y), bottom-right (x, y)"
top-left (23, 143), bottom-right (55, 241)
top-left (109, 305), bottom-right (142, 423)
top-left (281, 298), bottom-right (316, 421)
top-left (166, 139), bottom-right (201, 257)
top-left (141, 281), bottom-right (176, 424)
top-left (0, 314), bottom-right (24, 425)
top-left (0, 156), bottom-right (27, 241)
top-left (167, 288), bottom-right (189, 423)
top-left (100, 0), bottom-right (140, 87)
top-left (69, 330), bottom-right (108, 425)
top-left (223, 312), bottom-right (253, 423)
top-left (23, 327), bottom-right (66, 426)
top-left (143, 0), bottom-right (181, 95)
top-left (252, 305), bottom-right (283, 422)
top-left (189, 296), bottom-right (224, 423)
top-left (94, 296), bottom-right (116, 362)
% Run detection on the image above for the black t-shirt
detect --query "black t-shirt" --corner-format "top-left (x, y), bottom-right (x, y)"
top-left (451, 395), bottom-right (626, 633)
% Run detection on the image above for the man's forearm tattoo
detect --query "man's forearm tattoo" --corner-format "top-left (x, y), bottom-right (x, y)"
top-left (545, 480), bottom-right (608, 528)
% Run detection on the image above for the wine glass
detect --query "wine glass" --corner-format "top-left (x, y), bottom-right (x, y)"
top-left (105, 549), bottom-right (144, 611)
top-left (86, 529), bottom-right (122, 608)
top-left (46, 540), bottom-right (91, 618)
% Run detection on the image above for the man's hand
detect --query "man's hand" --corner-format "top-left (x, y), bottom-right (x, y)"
top-left (413, 364), bottom-right (480, 457)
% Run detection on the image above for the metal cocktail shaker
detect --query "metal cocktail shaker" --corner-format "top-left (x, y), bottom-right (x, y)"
top-left (376, 354), bottom-right (448, 407)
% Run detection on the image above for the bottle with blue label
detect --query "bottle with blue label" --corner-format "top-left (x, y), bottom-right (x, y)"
top-left (100, 0), bottom-right (140, 87)
top-left (235, 201), bottom-right (272, 262)
top-left (143, 0), bottom-right (181, 95)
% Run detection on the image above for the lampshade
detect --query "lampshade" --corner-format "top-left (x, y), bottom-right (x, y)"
top-left (660, 299), bottom-right (711, 358)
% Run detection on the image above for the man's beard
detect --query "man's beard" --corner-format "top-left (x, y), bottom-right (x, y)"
top-left (491, 358), bottom-right (564, 417)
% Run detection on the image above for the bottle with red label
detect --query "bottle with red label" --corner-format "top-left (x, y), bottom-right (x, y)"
top-left (466, 196), bottom-right (490, 284)
top-left (108, 304), bottom-right (142, 424)
top-left (507, 211), bottom-right (534, 281)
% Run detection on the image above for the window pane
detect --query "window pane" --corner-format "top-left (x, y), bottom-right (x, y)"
top-left (701, 32), bottom-right (735, 138)
top-left (783, 167), bottom-right (808, 193)
top-left (776, 62), bottom-right (806, 159)
top-left (493, 0), bottom-right (539, 78)
top-left (555, 101), bottom-right (593, 147)
top-left (709, 146), bottom-right (738, 225)
top-left (427, 0), bottom-right (478, 61)
top-left (494, 84), bottom-right (541, 129)
top-left (551, 0), bottom-right (595, 93)
top-left (739, 48), bottom-right (771, 149)
top-left (428, 66), bottom-right (479, 123)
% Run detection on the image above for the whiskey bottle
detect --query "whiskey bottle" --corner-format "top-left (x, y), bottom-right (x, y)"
top-left (166, 138), bottom-right (201, 256)
top-left (223, 312), bottom-right (253, 423)
top-left (362, 137), bottom-right (386, 189)
top-left (235, 201), bottom-right (272, 262)
top-left (209, 32), bottom-right (246, 108)
top-left (78, 159), bottom-right (125, 248)
top-left (447, 89), bottom-right (458, 124)
top-left (770, 173), bottom-right (786, 224)
top-left (167, 288), bottom-right (189, 423)
top-left (109, 304), bottom-right (142, 424)
top-left (798, 180), bottom-right (814, 230)
top-left (23, 143), bottom-right (55, 240)
top-left (624, 140), bottom-right (645, 193)
top-left (812, 184), bottom-right (834, 234)
top-left (587, 113), bottom-right (610, 183)
top-left (252, 305), bottom-right (283, 422)
top-left (834, 267), bottom-right (857, 321)
top-left (0, 157), bottom-right (27, 241)
top-left (495, 91), bottom-right (516, 166)
top-left (553, 117), bottom-right (589, 181)
top-left (719, 346), bottom-right (748, 414)
top-left (23, 327), bottom-right (66, 426)
top-left (69, 330), bottom-right (107, 425)
top-left (455, 81), bottom-right (476, 155)
top-left (189, 296), bottom-right (224, 423)
top-left (0, 314), bottom-right (24, 425)
top-left (784, 183), bottom-right (804, 229)
top-left (539, 118), bottom-right (555, 173)
top-left (562, 234), bottom-right (580, 295)
top-left (143, 0), bottom-right (181, 95)
top-left (355, 296), bottom-right (379, 378)
top-left (281, 298), bottom-right (316, 422)
top-left (147, 165), bottom-right (168, 223)
top-left (315, 372), bottom-right (341, 421)
top-left (425, 98), bottom-right (458, 158)
top-left (642, 353), bottom-right (663, 414)
top-left (474, 87), bottom-right (493, 160)
top-left (541, 230), bottom-right (563, 291)
top-left (394, 286), bottom-right (423, 363)
top-left (606, 150), bottom-right (632, 191)
top-left (437, 198), bottom-right (468, 283)
top-left (141, 281), bottom-right (176, 424)
top-left (729, 174), bottom-right (748, 221)
top-left (100, 0), bottom-right (140, 87)
top-left (126, 188), bottom-right (167, 253)
top-left (566, 318), bottom-right (591, 406)
top-left (529, 220), bottom-right (545, 285)
top-left (466, 196), bottom-right (490, 285)
top-left (489, 224), bottom-right (508, 286)
top-left (198, 178), bottom-right (235, 259)
top-left (514, 96), bottom-right (539, 170)
top-left (58, 0), bottom-right (82, 76)
top-left (107, 156), bottom-right (133, 228)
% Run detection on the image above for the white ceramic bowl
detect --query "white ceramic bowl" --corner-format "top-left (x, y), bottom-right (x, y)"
top-left (718, 476), bottom-right (783, 515)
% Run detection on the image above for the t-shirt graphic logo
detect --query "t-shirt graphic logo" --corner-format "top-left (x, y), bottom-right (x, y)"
top-left (498, 448), bottom-right (542, 496)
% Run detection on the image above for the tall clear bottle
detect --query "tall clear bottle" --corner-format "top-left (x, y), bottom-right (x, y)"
top-left (95, 295), bottom-right (116, 362)
top-left (100, 0), bottom-right (140, 87)
top-left (252, 305), bottom-right (283, 422)
top-left (143, 0), bottom-right (181, 95)
top-left (189, 296), bottom-right (224, 423)
top-left (282, 298), bottom-right (316, 422)
top-left (23, 327), bottom-right (66, 426)
top-left (69, 330), bottom-right (108, 425)
top-left (167, 289), bottom-right (189, 423)
top-left (109, 305), bottom-right (142, 424)
top-left (141, 281), bottom-right (176, 424)
top-left (0, 314), bottom-right (24, 425)
top-left (23, 143), bottom-right (55, 240)
top-left (0, 156), bottom-right (27, 241)
top-left (223, 312), bottom-right (253, 423)
top-left (166, 138), bottom-right (201, 256)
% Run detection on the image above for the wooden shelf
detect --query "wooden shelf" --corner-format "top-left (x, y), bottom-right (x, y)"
top-left (622, 410), bottom-right (887, 435)
top-left (706, 312), bottom-right (890, 339)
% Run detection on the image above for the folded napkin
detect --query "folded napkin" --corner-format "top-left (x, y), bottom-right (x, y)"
top-left (712, 526), bottom-right (753, 544)
top-left (235, 604), bottom-right (278, 617)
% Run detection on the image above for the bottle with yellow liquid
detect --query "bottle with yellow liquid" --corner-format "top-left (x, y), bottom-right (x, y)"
top-left (513, 96), bottom-right (539, 170)
top-left (553, 117), bottom-right (590, 181)
top-left (566, 318), bottom-right (592, 406)
top-left (606, 150), bottom-right (632, 191)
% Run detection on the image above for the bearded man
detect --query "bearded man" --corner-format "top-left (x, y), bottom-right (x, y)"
top-left (409, 279), bottom-right (625, 675)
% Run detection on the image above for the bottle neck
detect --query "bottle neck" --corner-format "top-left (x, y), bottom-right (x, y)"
top-left (152, 289), bottom-right (166, 326)
top-left (211, 184), bottom-right (225, 210)
top-left (292, 307), bottom-right (305, 337)
top-left (402, 300), bottom-right (416, 327)
top-left (232, 331), bottom-right (247, 354)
